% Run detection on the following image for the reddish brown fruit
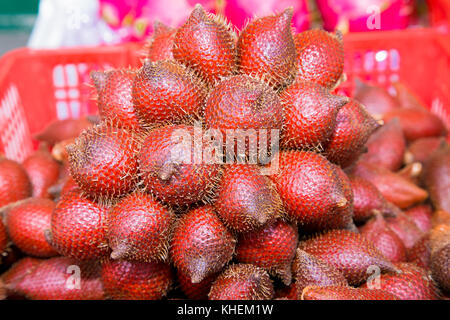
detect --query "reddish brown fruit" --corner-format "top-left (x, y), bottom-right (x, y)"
top-left (302, 286), bottom-right (398, 300)
top-left (404, 137), bottom-right (446, 165)
top-left (404, 205), bottom-right (432, 233)
top-left (170, 206), bottom-right (236, 283)
top-left (280, 81), bottom-right (348, 149)
top-left (4, 198), bottom-right (57, 257)
top-left (236, 220), bottom-right (298, 285)
top-left (298, 229), bottom-right (398, 285)
top-left (177, 269), bottom-right (217, 300)
top-left (422, 144), bottom-right (450, 212)
top-left (237, 8), bottom-right (296, 88)
top-left (51, 138), bottom-right (75, 164)
top-left (132, 60), bottom-right (207, 126)
top-left (294, 30), bottom-right (344, 89)
top-left (333, 164), bottom-right (355, 225)
top-left (204, 75), bottom-right (283, 147)
top-left (352, 161), bottom-right (428, 209)
top-left (386, 211), bottom-right (424, 250)
top-left (215, 164), bottom-right (281, 233)
top-left (67, 123), bottom-right (142, 199)
top-left (34, 116), bottom-right (97, 145)
top-left (2, 257), bottom-right (104, 300)
top-left (432, 210), bottom-right (450, 227)
top-left (350, 176), bottom-right (396, 223)
top-left (91, 69), bottom-right (140, 129)
top-left (325, 99), bottom-right (380, 168)
top-left (359, 119), bottom-right (406, 171)
top-left (270, 150), bottom-right (353, 232)
top-left (429, 224), bottom-right (450, 292)
top-left (208, 264), bottom-right (274, 300)
top-left (406, 234), bottom-right (431, 269)
top-left (0, 157), bottom-right (31, 207)
top-left (107, 192), bottom-right (175, 262)
top-left (173, 5), bottom-right (236, 84)
top-left (292, 249), bottom-right (348, 295)
top-left (397, 162), bottom-right (423, 184)
top-left (361, 263), bottom-right (440, 300)
top-left (359, 212), bottom-right (407, 263)
top-left (353, 79), bottom-right (400, 117)
top-left (147, 21), bottom-right (176, 61)
top-left (0, 219), bottom-right (7, 254)
top-left (431, 245), bottom-right (449, 292)
top-left (139, 125), bottom-right (221, 206)
top-left (49, 190), bottom-right (109, 260)
top-left (383, 109), bottom-right (447, 141)
top-left (22, 146), bottom-right (60, 198)
top-left (101, 258), bottom-right (173, 300)
top-left (392, 81), bottom-right (428, 111)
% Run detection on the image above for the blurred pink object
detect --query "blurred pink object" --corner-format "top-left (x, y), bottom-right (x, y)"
top-left (99, 0), bottom-right (310, 42)
top-left (224, 0), bottom-right (310, 32)
top-left (316, 0), bottom-right (414, 33)
top-left (99, 0), bottom-right (216, 42)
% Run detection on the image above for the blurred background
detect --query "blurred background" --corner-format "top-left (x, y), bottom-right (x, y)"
top-left (0, 0), bottom-right (446, 56)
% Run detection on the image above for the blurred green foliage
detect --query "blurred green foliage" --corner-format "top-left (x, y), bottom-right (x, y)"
top-left (0, 0), bottom-right (39, 30)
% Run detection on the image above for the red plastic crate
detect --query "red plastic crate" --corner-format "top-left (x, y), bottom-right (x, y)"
top-left (0, 28), bottom-right (449, 162)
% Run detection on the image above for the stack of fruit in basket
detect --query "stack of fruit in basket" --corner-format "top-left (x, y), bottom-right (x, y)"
top-left (0, 5), bottom-right (449, 300)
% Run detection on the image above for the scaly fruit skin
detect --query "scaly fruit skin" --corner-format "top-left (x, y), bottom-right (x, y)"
top-left (352, 161), bottom-right (428, 209)
top-left (236, 220), bottom-right (298, 285)
top-left (215, 164), bottom-right (281, 233)
top-left (101, 258), bottom-right (173, 300)
top-left (5, 198), bottom-right (57, 257)
top-left (67, 123), bottom-right (142, 199)
top-left (0, 219), bottom-right (7, 254)
top-left (404, 205), bottom-right (432, 233)
top-left (302, 286), bottom-right (398, 300)
top-left (170, 206), bottom-right (236, 283)
top-left (237, 8), bottom-right (296, 88)
top-left (177, 269), bottom-right (217, 300)
top-left (406, 234), bottom-right (431, 269)
top-left (325, 99), bottom-right (380, 168)
top-left (383, 109), bottom-right (447, 141)
top-left (404, 137), bottom-right (446, 165)
top-left (139, 125), bottom-right (221, 206)
top-left (431, 244), bottom-right (450, 292)
top-left (359, 119), bottom-right (406, 171)
top-left (350, 176), bottom-right (394, 223)
top-left (22, 147), bottom-right (60, 199)
top-left (147, 21), bottom-right (176, 61)
top-left (204, 75), bottom-right (283, 144)
top-left (107, 192), bottom-right (175, 262)
top-left (173, 4), bottom-right (236, 84)
top-left (280, 80), bottom-right (347, 149)
top-left (298, 229), bottom-right (397, 285)
top-left (422, 145), bottom-right (450, 212)
top-left (333, 164), bottom-right (355, 226)
top-left (361, 263), bottom-right (440, 300)
top-left (353, 79), bottom-right (399, 117)
top-left (91, 69), bottom-right (140, 129)
top-left (132, 60), bottom-right (207, 126)
top-left (50, 190), bottom-right (109, 260)
top-left (2, 257), bottom-right (104, 300)
top-left (270, 150), bottom-right (352, 232)
top-left (359, 212), bottom-right (406, 263)
top-left (429, 224), bottom-right (450, 292)
top-left (294, 30), bottom-right (344, 89)
top-left (0, 158), bottom-right (31, 207)
top-left (292, 249), bottom-right (348, 296)
top-left (208, 264), bottom-right (274, 300)
top-left (386, 212), bottom-right (424, 250)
